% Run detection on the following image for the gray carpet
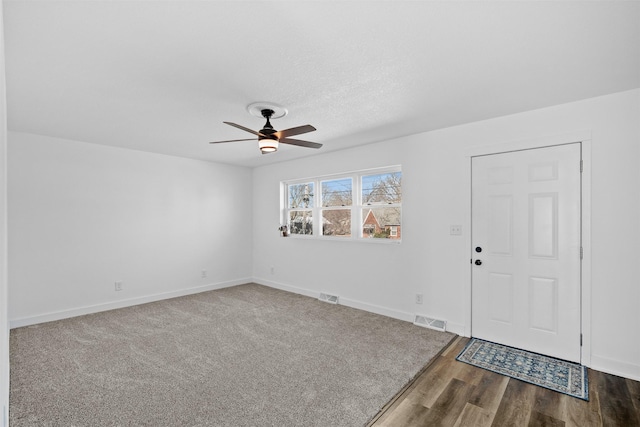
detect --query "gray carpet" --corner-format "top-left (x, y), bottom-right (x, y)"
top-left (10, 283), bottom-right (454, 426)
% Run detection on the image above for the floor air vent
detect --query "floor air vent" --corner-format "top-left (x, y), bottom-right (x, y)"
top-left (319, 293), bottom-right (339, 304)
top-left (414, 315), bottom-right (447, 332)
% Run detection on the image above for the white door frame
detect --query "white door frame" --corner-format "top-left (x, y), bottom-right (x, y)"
top-left (463, 131), bottom-right (592, 367)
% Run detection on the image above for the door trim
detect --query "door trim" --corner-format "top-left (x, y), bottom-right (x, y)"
top-left (463, 131), bottom-right (592, 367)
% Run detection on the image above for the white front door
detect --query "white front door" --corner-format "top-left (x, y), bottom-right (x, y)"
top-left (471, 143), bottom-right (582, 362)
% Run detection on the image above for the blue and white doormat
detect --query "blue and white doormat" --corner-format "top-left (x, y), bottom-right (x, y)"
top-left (456, 338), bottom-right (588, 400)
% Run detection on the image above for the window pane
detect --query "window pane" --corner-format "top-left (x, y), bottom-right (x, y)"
top-left (289, 211), bottom-right (313, 235)
top-left (362, 172), bottom-right (402, 205)
top-left (288, 182), bottom-right (314, 208)
top-left (322, 209), bottom-right (351, 237)
top-left (321, 178), bottom-right (352, 207)
top-left (362, 207), bottom-right (401, 239)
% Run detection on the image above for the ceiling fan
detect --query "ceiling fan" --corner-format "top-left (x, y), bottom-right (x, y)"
top-left (209, 108), bottom-right (322, 154)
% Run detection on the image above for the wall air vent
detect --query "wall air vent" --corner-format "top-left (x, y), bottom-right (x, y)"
top-left (319, 293), bottom-right (339, 304)
top-left (413, 315), bottom-right (447, 332)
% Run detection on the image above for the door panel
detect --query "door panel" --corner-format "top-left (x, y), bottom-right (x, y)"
top-left (488, 195), bottom-right (513, 255)
top-left (529, 193), bottom-right (557, 258)
top-left (528, 277), bottom-right (557, 333)
top-left (488, 273), bottom-right (513, 324)
top-left (472, 143), bottom-right (581, 362)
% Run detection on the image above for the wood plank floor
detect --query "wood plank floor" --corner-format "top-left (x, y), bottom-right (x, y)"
top-left (369, 336), bottom-right (640, 426)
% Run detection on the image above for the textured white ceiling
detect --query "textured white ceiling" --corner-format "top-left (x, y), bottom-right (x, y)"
top-left (4, 1), bottom-right (640, 168)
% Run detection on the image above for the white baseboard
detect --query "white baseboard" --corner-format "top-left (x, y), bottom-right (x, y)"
top-left (253, 278), bottom-right (319, 300)
top-left (339, 296), bottom-right (414, 323)
top-left (13, 275), bottom-right (466, 341)
top-left (254, 277), bottom-right (415, 322)
top-left (253, 277), bottom-right (464, 334)
top-left (441, 321), bottom-right (465, 336)
top-left (9, 278), bottom-right (251, 329)
top-left (590, 354), bottom-right (640, 382)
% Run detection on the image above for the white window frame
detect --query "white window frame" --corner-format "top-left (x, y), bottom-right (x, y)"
top-left (281, 166), bottom-right (402, 243)
top-left (319, 176), bottom-right (353, 238)
top-left (285, 181), bottom-right (315, 236)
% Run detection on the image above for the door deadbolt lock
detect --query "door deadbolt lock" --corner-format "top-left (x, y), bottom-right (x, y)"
top-left (475, 247), bottom-right (482, 253)
top-left (475, 259), bottom-right (482, 266)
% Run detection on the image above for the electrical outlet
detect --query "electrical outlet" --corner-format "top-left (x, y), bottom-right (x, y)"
top-left (114, 281), bottom-right (123, 292)
top-left (450, 225), bottom-right (462, 235)
top-left (201, 270), bottom-right (207, 279)
top-left (270, 266), bottom-right (275, 275)
top-left (415, 293), bottom-right (423, 304)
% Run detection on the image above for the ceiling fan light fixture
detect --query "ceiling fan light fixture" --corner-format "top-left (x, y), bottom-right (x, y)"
top-left (259, 136), bottom-right (279, 153)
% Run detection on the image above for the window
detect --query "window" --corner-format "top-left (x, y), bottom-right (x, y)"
top-left (321, 178), bottom-right (352, 237)
top-left (283, 167), bottom-right (402, 241)
top-left (287, 182), bottom-right (314, 235)
top-left (361, 171), bottom-right (402, 240)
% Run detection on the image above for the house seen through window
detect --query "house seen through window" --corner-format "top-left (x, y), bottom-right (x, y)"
top-left (361, 171), bottom-right (402, 240)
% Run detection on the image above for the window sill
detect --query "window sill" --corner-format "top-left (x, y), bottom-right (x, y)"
top-left (286, 234), bottom-right (401, 244)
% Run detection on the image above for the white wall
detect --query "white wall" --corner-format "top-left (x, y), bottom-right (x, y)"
top-left (5, 90), bottom-right (639, 383)
top-left (252, 89), bottom-right (640, 380)
top-left (0, 2), bottom-right (9, 424)
top-left (8, 132), bottom-right (253, 325)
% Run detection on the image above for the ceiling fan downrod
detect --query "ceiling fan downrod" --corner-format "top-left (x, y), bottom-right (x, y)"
top-left (261, 109), bottom-right (275, 130)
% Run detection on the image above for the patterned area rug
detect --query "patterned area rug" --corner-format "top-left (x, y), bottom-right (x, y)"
top-left (456, 338), bottom-right (588, 400)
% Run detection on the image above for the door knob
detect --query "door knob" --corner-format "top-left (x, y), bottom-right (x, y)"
top-left (475, 259), bottom-right (482, 266)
